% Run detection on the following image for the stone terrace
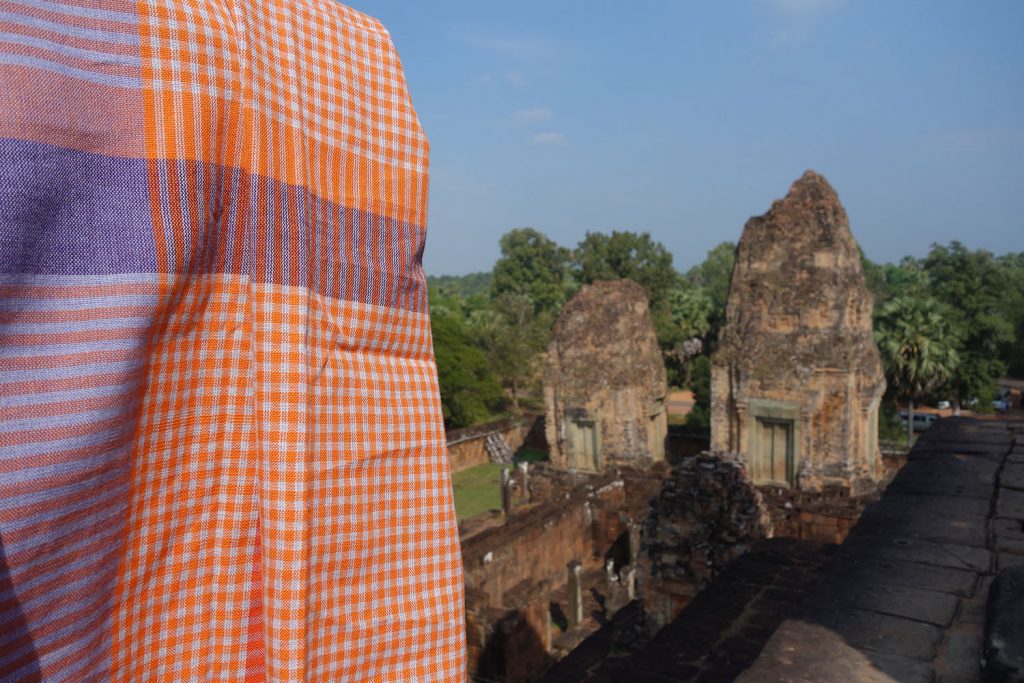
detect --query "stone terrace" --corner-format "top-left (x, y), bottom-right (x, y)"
top-left (738, 416), bottom-right (1023, 682)
top-left (542, 416), bottom-right (1023, 682)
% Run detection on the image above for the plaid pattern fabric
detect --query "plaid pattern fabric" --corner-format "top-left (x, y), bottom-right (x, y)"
top-left (0, 1), bottom-right (466, 680)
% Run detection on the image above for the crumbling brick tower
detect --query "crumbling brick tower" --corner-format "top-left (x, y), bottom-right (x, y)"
top-left (711, 171), bottom-right (886, 495)
top-left (545, 279), bottom-right (668, 473)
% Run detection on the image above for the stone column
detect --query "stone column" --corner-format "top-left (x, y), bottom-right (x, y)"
top-left (627, 517), bottom-right (642, 566)
top-left (501, 468), bottom-right (513, 521)
top-left (623, 565), bottom-right (637, 601)
top-left (518, 461), bottom-right (530, 503)
top-left (567, 560), bottom-right (583, 628)
top-left (605, 558), bottom-right (623, 614)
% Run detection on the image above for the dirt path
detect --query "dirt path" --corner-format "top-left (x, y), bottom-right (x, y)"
top-left (667, 389), bottom-right (695, 416)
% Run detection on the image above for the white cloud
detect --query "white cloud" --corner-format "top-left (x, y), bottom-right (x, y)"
top-left (528, 132), bottom-right (567, 146)
top-left (769, 0), bottom-right (844, 16)
top-left (513, 107), bottom-right (552, 124)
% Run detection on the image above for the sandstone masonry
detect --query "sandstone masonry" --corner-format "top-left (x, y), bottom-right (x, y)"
top-left (545, 279), bottom-right (668, 473)
top-left (711, 171), bottom-right (886, 495)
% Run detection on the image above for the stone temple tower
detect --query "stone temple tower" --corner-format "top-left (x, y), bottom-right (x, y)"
top-left (711, 171), bottom-right (886, 495)
top-left (545, 279), bottom-right (668, 473)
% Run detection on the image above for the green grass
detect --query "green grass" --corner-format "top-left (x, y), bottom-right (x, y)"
top-left (463, 411), bottom-right (513, 428)
top-left (517, 396), bottom-right (545, 412)
top-left (451, 448), bottom-right (550, 522)
top-left (452, 462), bottom-right (506, 522)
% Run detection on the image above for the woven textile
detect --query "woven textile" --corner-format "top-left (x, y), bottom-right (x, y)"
top-left (0, 1), bottom-right (465, 680)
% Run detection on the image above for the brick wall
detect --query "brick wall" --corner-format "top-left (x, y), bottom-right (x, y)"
top-left (760, 485), bottom-right (875, 544)
top-left (461, 473), bottom-right (638, 678)
top-left (445, 414), bottom-right (545, 472)
top-left (461, 477), bottom-right (626, 604)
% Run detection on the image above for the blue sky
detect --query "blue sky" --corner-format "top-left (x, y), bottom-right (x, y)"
top-left (346, 1), bottom-right (1024, 276)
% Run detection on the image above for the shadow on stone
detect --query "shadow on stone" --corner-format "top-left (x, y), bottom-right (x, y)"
top-left (475, 606), bottom-right (556, 683)
top-left (983, 565), bottom-right (1024, 682)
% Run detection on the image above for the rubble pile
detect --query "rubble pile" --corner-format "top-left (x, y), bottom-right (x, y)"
top-left (642, 453), bottom-right (772, 595)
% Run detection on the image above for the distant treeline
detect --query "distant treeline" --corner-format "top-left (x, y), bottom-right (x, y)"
top-left (427, 228), bottom-right (1024, 431)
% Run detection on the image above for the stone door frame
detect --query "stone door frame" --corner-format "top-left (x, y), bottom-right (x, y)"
top-left (746, 398), bottom-right (802, 488)
top-left (568, 418), bottom-right (600, 473)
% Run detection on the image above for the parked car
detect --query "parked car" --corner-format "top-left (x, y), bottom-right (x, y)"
top-left (993, 389), bottom-right (1012, 412)
top-left (899, 412), bottom-right (938, 432)
top-left (936, 400), bottom-right (951, 410)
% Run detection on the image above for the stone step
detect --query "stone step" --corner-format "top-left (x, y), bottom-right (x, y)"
top-left (484, 432), bottom-right (514, 464)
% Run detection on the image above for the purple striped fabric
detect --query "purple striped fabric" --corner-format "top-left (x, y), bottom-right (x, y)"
top-left (0, 0), bottom-right (465, 680)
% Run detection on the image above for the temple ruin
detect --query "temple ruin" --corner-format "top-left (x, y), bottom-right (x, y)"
top-left (455, 175), bottom-right (1021, 682)
top-left (544, 279), bottom-right (668, 473)
top-left (711, 170), bottom-right (886, 495)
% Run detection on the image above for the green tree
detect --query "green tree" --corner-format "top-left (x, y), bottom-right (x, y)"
top-left (922, 242), bottom-right (1012, 410)
top-left (491, 228), bottom-right (571, 315)
top-left (863, 253), bottom-right (932, 346)
top-left (685, 241), bottom-right (736, 352)
top-left (431, 308), bottom-right (505, 429)
top-left (875, 296), bottom-right (960, 445)
top-left (667, 285), bottom-right (713, 341)
top-left (573, 230), bottom-right (685, 380)
top-left (997, 252), bottom-right (1024, 377)
top-left (685, 355), bottom-right (712, 428)
top-left (427, 272), bottom-right (493, 300)
top-left (664, 284), bottom-right (714, 387)
top-left (474, 293), bottom-right (548, 409)
top-left (892, 258), bottom-right (929, 295)
top-left (573, 230), bottom-right (678, 313)
top-left (861, 251), bottom-right (890, 304)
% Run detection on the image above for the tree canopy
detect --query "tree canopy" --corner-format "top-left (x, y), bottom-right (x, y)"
top-left (921, 242), bottom-right (1012, 407)
top-left (999, 252), bottom-right (1024, 376)
top-left (429, 292), bottom-right (505, 429)
top-left (875, 296), bottom-right (960, 443)
top-left (685, 241), bottom-right (736, 353)
top-left (491, 228), bottom-right (571, 315)
top-left (573, 230), bottom-right (677, 312)
top-left (474, 292), bottom-right (548, 409)
top-left (430, 232), bottom-right (1023, 433)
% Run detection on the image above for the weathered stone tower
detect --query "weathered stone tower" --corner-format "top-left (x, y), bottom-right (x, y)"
top-left (711, 171), bottom-right (885, 495)
top-left (545, 279), bottom-right (668, 473)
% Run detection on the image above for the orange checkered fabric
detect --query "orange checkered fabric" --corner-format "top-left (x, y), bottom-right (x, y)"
top-left (0, 1), bottom-right (466, 680)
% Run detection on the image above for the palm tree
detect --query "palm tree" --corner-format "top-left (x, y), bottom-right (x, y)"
top-left (875, 296), bottom-right (960, 446)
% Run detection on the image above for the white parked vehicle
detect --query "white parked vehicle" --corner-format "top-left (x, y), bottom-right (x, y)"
top-left (899, 412), bottom-right (938, 432)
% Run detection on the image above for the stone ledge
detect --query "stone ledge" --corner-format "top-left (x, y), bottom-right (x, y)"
top-left (736, 419), bottom-right (1013, 683)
